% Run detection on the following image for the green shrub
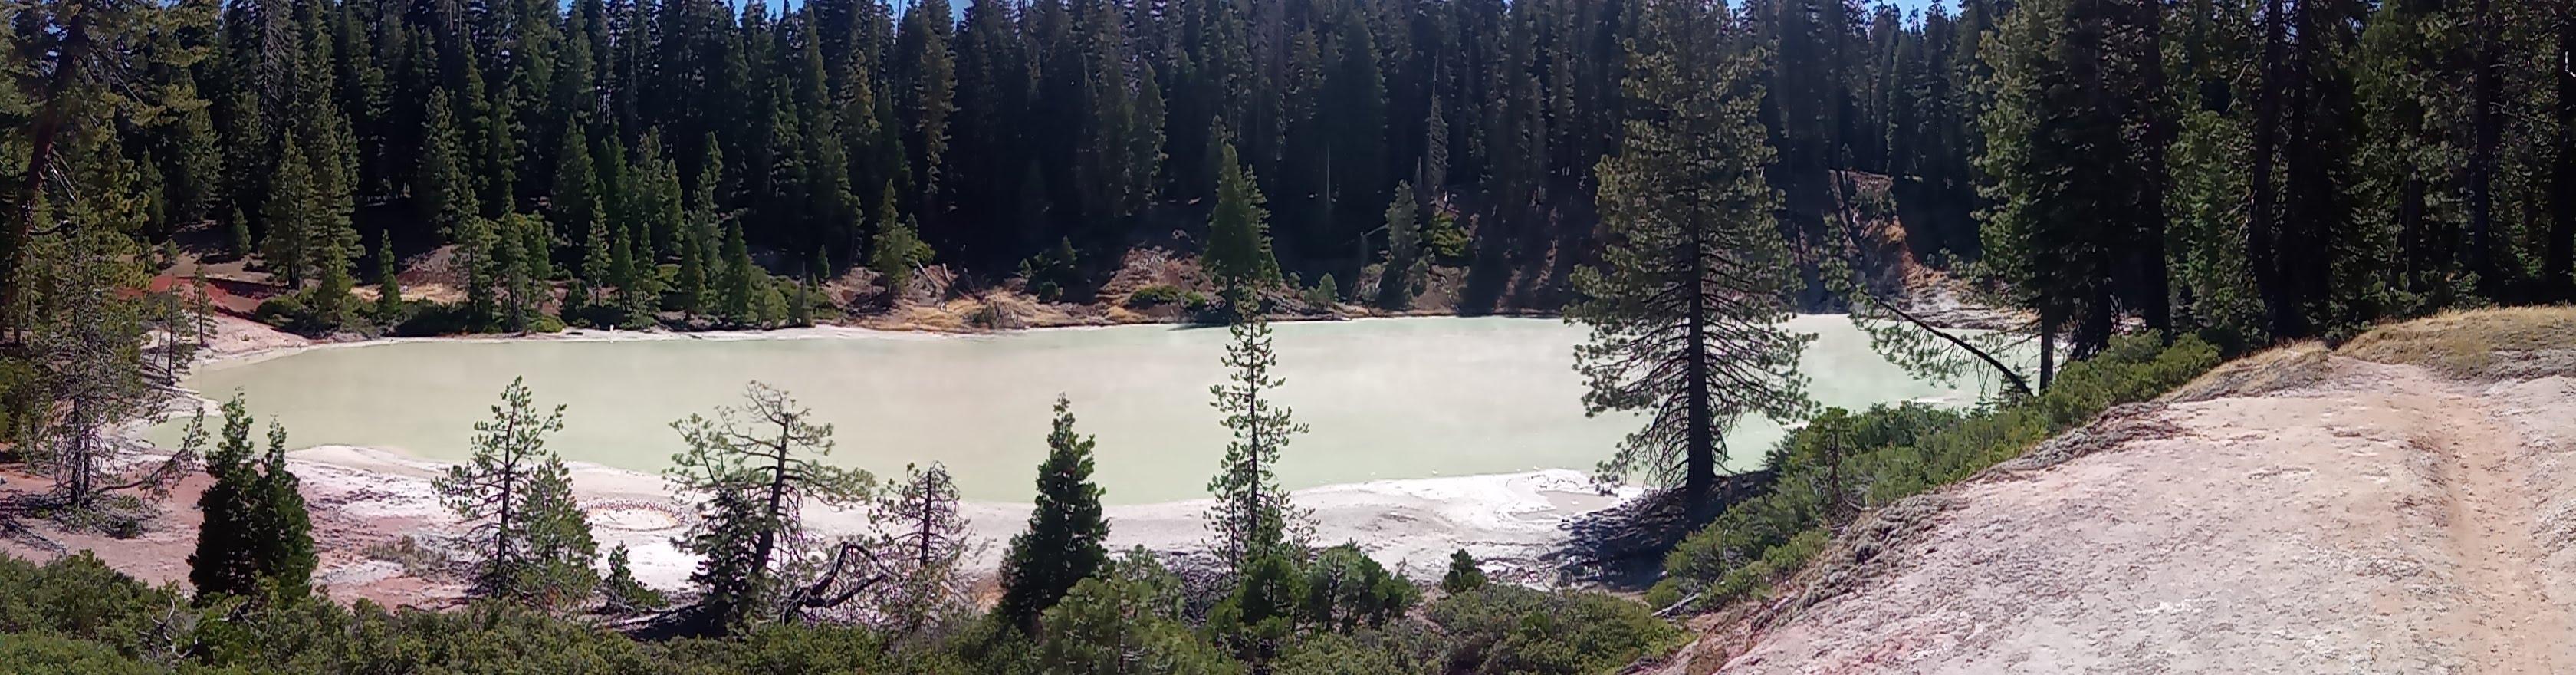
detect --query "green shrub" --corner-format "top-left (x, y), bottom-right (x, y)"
top-left (1020, 239), bottom-right (1082, 303)
top-left (1207, 553), bottom-right (1303, 660)
top-left (0, 518), bottom-right (1684, 675)
top-left (1126, 285), bottom-right (1191, 308)
top-left (1273, 632), bottom-right (1411, 675)
top-left (1422, 586), bottom-right (1681, 675)
top-left (0, 552), bottom-right (166, 646)
top-left (1044, 552), bottom-right (1240, 675)
top-left (0, 632), bottom-right (168, 675)
top-left (0, 357), bottom-right (37, 446)
top-left (600, 545), bottom-right (666, 614)
top-left (1661, 334), bottom-right (2224, 608)
top-left (1423, 210), bottom-right (1469, 263)
top-left (1439, 550), bottom-right (1487, 594)
top-left (391, 301), bottom-right (475, 336)
top-left (1641, 578), bottom-right (1684, 611)
top-left (1297, 545), bottom-right (1417, 632)
top-left (665, 623), bottom-right (889, 675)
top-left (1305, 275), bottom-right (1339, 308)
top-left (253, 289), bottom-right (348, 334)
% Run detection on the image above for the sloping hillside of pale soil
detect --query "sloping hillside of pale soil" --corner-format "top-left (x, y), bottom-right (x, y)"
top-left (1648, 307), bottom-right (2576, 674)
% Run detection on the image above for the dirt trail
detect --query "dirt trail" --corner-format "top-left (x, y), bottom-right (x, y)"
top-left (1663, 356), bottom-right (2576, 674)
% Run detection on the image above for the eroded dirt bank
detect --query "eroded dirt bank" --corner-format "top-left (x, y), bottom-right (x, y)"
top-left (1653, 316), bottom-right (2576, 673)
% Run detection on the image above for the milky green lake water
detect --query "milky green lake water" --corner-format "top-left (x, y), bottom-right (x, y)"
top-left (150, 315), bottom-right (1994, 504)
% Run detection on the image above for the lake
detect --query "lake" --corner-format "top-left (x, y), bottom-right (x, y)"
top-left (153, 315), bottom-right (1996, 504)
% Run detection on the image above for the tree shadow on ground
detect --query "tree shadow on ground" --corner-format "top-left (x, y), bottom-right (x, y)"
top-left (1548, 470), bottom-right (1776, 591)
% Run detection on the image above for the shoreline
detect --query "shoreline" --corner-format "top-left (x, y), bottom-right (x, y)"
top-left (188, 310), bottom-right (1567, 372)
top-left (284, 444), bottom-right (1638, 606)
top-left (20, 312), bottom-right (1642, 609)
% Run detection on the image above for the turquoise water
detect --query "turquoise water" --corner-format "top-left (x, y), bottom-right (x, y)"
top-left (151, 316), bottom-right (1993, 504)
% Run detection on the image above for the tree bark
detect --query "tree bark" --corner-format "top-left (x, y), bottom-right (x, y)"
top-left (2467, 0), bottom-right (2502, 295)
top-left (6, 5), bottom-right (94, 343)
top-left (2545, 5), bottom-right (2576, 299)
top-left (2039, 313), bottom-right (2059, 390)
top-left (2248, 0), bottom-right (2290, 341)
top-left (752, 424), bottom-right (791, 598)
top-left (2137, 0), bottom-right (2174, 342)
top-left (1682, 215), bottom-right (1714, 517)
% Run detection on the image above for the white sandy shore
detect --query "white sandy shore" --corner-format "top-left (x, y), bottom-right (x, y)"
top-left (290, 444), bottom-right (1638, 601)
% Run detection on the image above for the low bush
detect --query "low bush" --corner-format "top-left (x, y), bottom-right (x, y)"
top-left (1421, 585), bottom-right (1684, 675)
top-left (1125, 284), bottom-right (1201, 308)
top-left (1, 543), bottom-right (1682, 675)
top-left (390, 301), bottom-right (475, 336)
top-left (252, 290), bottom-right (349, 334)
top-left (0, 632), bottom-right (170, 675)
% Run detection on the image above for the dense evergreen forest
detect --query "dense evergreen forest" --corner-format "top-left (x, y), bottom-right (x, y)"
top-left (3, 0), bottom-right (2571, 340)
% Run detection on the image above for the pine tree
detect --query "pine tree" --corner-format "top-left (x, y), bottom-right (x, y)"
top-left (665, 383), bottom-right (876, 632)
top-left (677, 221), bottom-right (710, 314)
top-left (228, 208), bottom-right (255, 261)
top-left (871, 214), bottom-right (933, 299)
top-left (894, 0), bottom-right (958, 215)
top-left (2354, 0), bottom-right (2466, 305)
top-left (310, 214), bottom-right (355, 323)
top-left (1439, 549), bottom-right (1487, 593)
top-left (20, 195), bottom-right (201, 514)
top-left (264, 134), bottom-right (317, 286)
top-left (165, 74), bottom-right (228, 230)
top-left (873, 463), bottom-right (971, 635)
top-left (601, 544), bottom-right (668, 614)
top-left (518, 455), bottom-right (600, 611)
top-left (373, 230), bottom-right (404, 324)
top-left (637, 133), bottom-right (686, 261)
top-left (416, 91), bottom-right (475, 229)
top-left (1202, 140), bottom-right (1277, 297)
top-left (1295, 545), bottom-right (1414, 631)
top-left (721, 221), bottom-right (757, 325)
top-left (1376, 181), bottom-right (1418, 310)
top-left (251, 421), bottom-right (317, 599)
top-left (189, 394), bottom-right (264, 601)
top-left (616, 221), bottom-right (659, 325)
top-left (518, 211), bottom-right (557, 282)
top-left (996, 395), bottom-right (1112, 634)
top-left (551, 123), bottom-right (602, 258)
top-left (1321, 9), bottom-right (1388, 237)
top-left (460, 216), bottom-right (501, 329)
top-left (504, 235), bottom-right (537, 332)
top-left (1204, 315), bottom-right (1312, 577)
top-left (1572, 0), bottom-right (1812, 515)
top-left (577, 213), bottom-right (614, 318)
top-left (433, 377), bottom-right (573, 602)
top-left (787, 271), bottom-right (815, 327)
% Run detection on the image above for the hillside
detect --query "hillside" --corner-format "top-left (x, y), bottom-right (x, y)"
top-left (1648, 308), bottom-right (2576, 673)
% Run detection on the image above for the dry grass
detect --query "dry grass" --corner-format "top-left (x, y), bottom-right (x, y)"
top-left (2339, 305), bottom-right (2576, 379)
top-left (2167, 341), bottom-right (2335, 402)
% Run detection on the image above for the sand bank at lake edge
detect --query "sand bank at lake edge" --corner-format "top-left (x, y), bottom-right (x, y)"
top-left (6, 437), bottom-right (1638, 611)
top-left (294, 444), bottom-right (1638, 604)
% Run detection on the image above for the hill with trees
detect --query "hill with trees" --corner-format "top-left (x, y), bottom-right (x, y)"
top-left (0, 0), bottom-right (2548, 339)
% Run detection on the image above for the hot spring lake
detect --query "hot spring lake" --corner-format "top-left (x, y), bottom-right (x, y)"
top-left (152, 315), bottom-right (1999, 505)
